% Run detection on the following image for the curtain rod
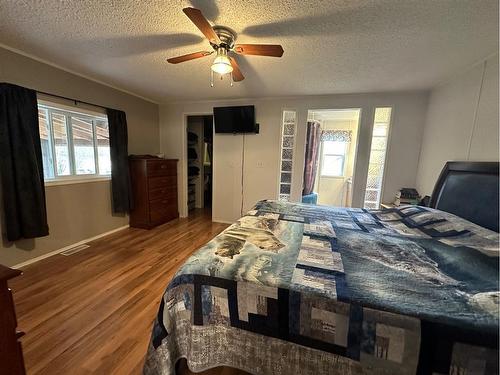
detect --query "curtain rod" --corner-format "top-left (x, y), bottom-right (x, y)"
top-left (36, 89), bottom-right (115, 112)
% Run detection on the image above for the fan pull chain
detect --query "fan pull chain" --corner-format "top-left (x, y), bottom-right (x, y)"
top-left (230, 73), bottom-right (233, 87)
top-left (210, 70), bottom-right (214, 87)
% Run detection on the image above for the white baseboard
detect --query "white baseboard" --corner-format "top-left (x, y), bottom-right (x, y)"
top-left (211, 218), bottom-right (234, 224)
top-left (12, 225), bottom-right (130, 269)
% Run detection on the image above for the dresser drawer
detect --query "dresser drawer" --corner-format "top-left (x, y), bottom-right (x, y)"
top-left (148, 176), bottom-right (176, 189)
top-left (149, 186), bottom-right (177, 201)
top-left (147, 160), bottom-right (176, 177)
top-left (149, 199), bottom-right (178, 223)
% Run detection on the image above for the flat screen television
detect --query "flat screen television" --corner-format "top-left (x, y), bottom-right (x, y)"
top-left (213, 105), bottom-right (257, 133)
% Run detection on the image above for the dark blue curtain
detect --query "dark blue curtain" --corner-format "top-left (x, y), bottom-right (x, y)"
top-left (0, 83), bottom-right (49, 241)
top-left (107, 108), bottom-right (132, 213)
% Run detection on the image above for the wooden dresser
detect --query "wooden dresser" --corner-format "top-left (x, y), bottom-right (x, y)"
top-left (129, 157), bottom-right (179, 229)
top-left (0, 265), bottom-right (25, 375)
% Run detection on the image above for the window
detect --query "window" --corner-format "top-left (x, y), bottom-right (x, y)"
top-left (363, 107), bottom-right (392, 209)
top-left (38, 103), bottom-right (111, 182)
top-left (320, 140), bottom-right (347, 177)
top-left (278, 110), bottom-right (296, 202)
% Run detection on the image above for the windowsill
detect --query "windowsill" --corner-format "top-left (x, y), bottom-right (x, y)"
top-left (45, 176), bottom-right (111, 187)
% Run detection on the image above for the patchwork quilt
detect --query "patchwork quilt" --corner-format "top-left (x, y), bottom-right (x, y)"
top-left (144, 201), bottom-right (499, 375)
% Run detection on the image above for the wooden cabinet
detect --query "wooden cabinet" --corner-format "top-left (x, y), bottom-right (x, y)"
top-left (0, 265), bottom-right (25, 375)
top-left (129, 157), bottom-right (179, 229)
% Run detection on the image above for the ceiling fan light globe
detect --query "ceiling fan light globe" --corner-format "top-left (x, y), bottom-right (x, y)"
top-left (211, 55), bottom-right (233, 75)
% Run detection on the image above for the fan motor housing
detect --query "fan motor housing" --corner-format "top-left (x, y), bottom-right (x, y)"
top-left (211, 26), bottom-right (237, 49)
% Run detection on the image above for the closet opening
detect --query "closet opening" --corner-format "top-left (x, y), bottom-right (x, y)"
top-left (186, 115), bottom-right (213, 217)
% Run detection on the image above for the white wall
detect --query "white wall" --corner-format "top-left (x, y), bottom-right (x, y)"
top-left (160, 91), bottom-right (428, 223)
top-left (416, 53), bottom-right (499, 196)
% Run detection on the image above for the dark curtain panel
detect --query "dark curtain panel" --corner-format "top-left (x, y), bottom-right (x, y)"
top-left (302, 121), bottom-right (322, 196)
top-left (107, 108), bottom-right (132, 213)
top-left (0, 83), bottom-right (49, 241)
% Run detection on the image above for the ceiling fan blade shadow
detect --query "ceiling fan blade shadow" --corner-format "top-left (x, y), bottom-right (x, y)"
top-left (167, 51), bottom-right (213, 64)
top-left (242, 0), bottom-right (461, 37)
top-left (83, 33), bottom-right (204, 57)
top-left (228, 55), bottom-right (269, 91)
top-left (183, 7), bottom-right (221, 45)
top-left (188, 0), bottom-right (219, 23)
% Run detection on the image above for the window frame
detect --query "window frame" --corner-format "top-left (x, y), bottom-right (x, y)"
top-left (277, 109), bottom-right (297, 202)
top-left (363, 107), bottom-right (394, 209)
top-left (38, 102), bottom-right (111, 186)
top-left (319, 140), bottom-right (348, 178)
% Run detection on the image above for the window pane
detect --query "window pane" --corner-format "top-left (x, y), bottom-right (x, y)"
top-left (38, 108), bottom-right (55, 179)
top-left (96, 120), bottom-right (111, 175)
top-left (283, 123), bottom-right (295, 136)
top-left (283, 136), bottom-right (294, 148)
top-left (52, 113), bottom-right (71, 176)
top-left (71, 117), bottom-right (96, 175)
top-left (322, 155), bottom-right (344, 176)
top-left (282, 148), bottom-right (293, 160)
top-left (323, 141), bottom-right (346, 155)
top-left (365, 189), bottom-right (379, 202)
top-left (280, 184), bottom-right (291, 194)
top-left (371, 137), bottom-right (387, 150)
top-left (281, 172), bottom-right (291, 183)
top-left (372, 124), bottom-right (388, 137)
top-left (281, 161), bottom-right (292, 172)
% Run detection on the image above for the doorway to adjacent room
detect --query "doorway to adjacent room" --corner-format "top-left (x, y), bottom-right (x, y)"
top-left (186, 115), bottom-right (213, 217)
top-left (303, 109), bottom-right (361, 207)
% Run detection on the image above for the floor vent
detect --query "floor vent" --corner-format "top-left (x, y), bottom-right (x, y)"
top-left (60, 244), bottom-right (90, 256)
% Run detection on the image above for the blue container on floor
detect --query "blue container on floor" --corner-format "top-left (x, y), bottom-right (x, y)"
top-left (301, 193), bottom-right (318, 205)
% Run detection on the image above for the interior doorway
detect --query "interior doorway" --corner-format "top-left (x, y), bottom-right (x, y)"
top-left (302, 109), bottom-right (361, 207)
top-left (186, 115), bottom-right (213, 216)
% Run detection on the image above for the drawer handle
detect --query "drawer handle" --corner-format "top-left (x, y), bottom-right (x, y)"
top-left (160, 165), bottom-right (167, 169)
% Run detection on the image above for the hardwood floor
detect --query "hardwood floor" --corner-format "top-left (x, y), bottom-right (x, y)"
top-left (8, 209), bottom-right (231, 375)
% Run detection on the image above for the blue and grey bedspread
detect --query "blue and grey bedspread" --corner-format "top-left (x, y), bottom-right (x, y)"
top-left (144, 200), bottom-right (499, 375)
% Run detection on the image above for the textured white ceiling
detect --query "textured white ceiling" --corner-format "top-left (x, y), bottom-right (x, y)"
top-left (0, 0), bottom-right (497, 103)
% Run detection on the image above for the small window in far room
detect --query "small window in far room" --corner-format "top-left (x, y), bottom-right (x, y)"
top-left (38, 102), bottom-right (111, 182)
top-left (320, 140), bottom-right (347, 177)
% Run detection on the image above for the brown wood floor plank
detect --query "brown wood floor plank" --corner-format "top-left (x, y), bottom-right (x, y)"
top-left (8, 209), bottom-right (246, 375)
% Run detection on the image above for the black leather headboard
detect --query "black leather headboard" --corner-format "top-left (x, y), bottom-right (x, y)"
top-left (429, 161), bottom-right (499, 232)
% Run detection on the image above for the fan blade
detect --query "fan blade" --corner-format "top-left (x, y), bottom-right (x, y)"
top-left (229, 57), bottom-right (245, 82)
top-left (167, 51), bottom-right (212, 64)
top-left (233, 44), bottom-right (284, 57)
top-left (183, 7), bottom-right (221, 45)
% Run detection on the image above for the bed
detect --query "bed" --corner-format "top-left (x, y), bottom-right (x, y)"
top-left (144, 161), bottom-right (499, 375)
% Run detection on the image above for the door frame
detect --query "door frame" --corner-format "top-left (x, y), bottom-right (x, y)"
top-left (305, 108), bottom-right (362, 207)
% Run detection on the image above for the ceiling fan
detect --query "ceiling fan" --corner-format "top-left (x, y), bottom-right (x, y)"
top-left (167, 7), bottom-right (284, 85)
